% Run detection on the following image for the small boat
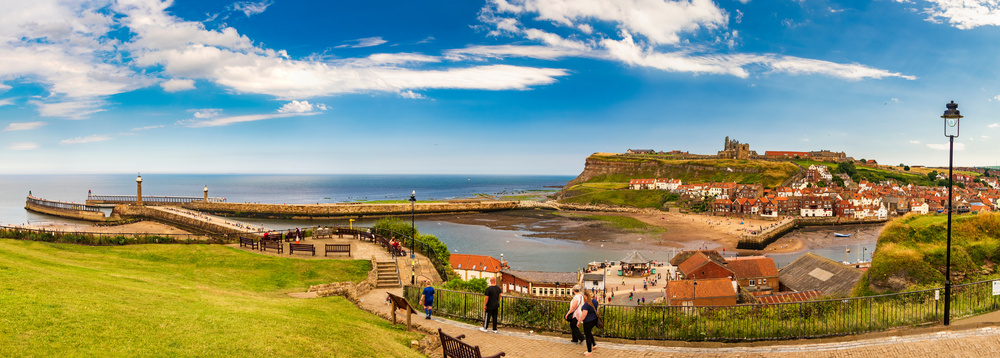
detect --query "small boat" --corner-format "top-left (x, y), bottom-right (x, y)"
top-left (834, 233), bottom-right (851, 237)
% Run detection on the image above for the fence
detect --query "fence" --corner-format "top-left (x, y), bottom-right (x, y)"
top-left (87, 194), bottom-right (227, 204)
top-left (405, 279), bottom-right (1000, 341)
top-left (0, 225), bottom-right (223, 245)
top-left (26, 196), bottom-right (102, 212)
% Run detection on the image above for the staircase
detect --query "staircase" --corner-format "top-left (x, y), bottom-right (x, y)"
top-left (375, 261), bottom-right (401, 288)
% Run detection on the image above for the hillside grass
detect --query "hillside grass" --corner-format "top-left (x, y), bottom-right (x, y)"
top-left (860, 212), bottom-right (1000, 295)
top-left (557, 213), bottom-right (665, 234)
top-left (585, 154), bottom-right (799, 187)
top-left (559, 187), bottom-right (678, 209)
top-left (0, 240), bottom-right (422, 357)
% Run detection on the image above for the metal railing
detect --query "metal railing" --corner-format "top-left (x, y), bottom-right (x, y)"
top-left (370, 227), bottom-right (449, 281)
top-left (405, 279), bottom-right (1000, 341)
top-left (87, 194), bottom-right (227, 203)
top-left (26, 196), bottom-right (102, 212)
top-left (0, 225), bottom-right (223, 244)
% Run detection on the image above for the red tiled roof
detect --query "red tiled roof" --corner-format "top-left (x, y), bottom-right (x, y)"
top-left (666, 278), bottom-right (737, 300)
top-left (450, 254), bottom-right (504, 273)
top-left (725, 256), bottom-right (778, 279)
top-left (677, 251), bottom-right (733, 278)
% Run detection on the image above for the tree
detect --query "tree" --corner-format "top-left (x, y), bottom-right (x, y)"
top-left (832, 176), bottom-right (845, 188)
top-left (937, 178), bottom-right (949, 187)
top-left (985, 168), bottom-right (991, 177)
top-left (836, 161), bottom-right (858, 177)
top-left (817, 180), bottom-right (828, 187)
top-left (928, 170), bottom-right (939, 182)
top-left (904, 166), bottom-right (911, 171)
top-left (860, 159), bottom-right (867, 164)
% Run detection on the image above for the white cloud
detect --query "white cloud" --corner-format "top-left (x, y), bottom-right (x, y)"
top-left (399, 90), bottom-right (426, 99)
top-left (61, 134), bottom-right (112, 144)
top-left (909, 140), bottom-right (921, 144)
top-left (891, 97), bottom-right (900, 103)
top-left (989, 123), bottom-right (999, 129)
top-left (180, 112), bottom-right (318, 128)
top-left (982, 135), bottom-right (990, 139)
top-left (446, 45), bottom-right (587, 61)
top-left (488, 0), bottom-right (727, 45)
top-left (992, 94), bottom-right (1000, 102)
top-left (132, 124), bottom-right (164, 131)
top-left (8, 142), bottom-right (38, 150)
top-left (4, 122), bottom-right (47, 131)
top-left (277, 100), bottom-right (327, 113)
top-left (192, 108), bottom-right (223, 119)
top-left (161, 79), bottom-right (196, 92)
top-left (231, 0), bottom-right (273, 17)
top-left (0, 98), bottom-right (14, 107)
top-left (927, 142), bottom-right (966, 151)
top-left (30, 100), bottom-right (107, 119)
top-left (0, 83), bottom-right (10, 92)
top-left (923, 0), bottom-right (1000, 29)
top-left (335, 37), bottom-right (388, 49)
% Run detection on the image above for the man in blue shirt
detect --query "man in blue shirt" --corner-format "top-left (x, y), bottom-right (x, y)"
top-left (419, 280), bottom-right (435, 319)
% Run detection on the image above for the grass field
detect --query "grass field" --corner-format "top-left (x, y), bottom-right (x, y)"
top-left (0, 240), bottom-right (422, 357)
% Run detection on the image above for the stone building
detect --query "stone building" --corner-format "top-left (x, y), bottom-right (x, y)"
top-left (717, 137), bottom-right (758, 160)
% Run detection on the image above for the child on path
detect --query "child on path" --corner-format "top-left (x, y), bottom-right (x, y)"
top-left (418, 280), bottom-right (435, 319)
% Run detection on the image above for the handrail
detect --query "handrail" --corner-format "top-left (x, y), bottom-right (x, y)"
top-left (26, 196), bottom-right (102, 212)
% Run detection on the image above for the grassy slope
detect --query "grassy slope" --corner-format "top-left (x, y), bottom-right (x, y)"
top-left (0, 240), bottom-right (421, 357)
top-left (586, 155), bottom-right (799, 187)
top-left (858, 213), bottom-right (1000, 295)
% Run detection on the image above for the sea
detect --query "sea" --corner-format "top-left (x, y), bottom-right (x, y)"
top-left (0, 174), bottom-right (877, 271)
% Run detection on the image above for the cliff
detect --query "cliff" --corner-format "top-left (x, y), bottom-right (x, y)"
top-left (565, 153), bottom-right (801, 189)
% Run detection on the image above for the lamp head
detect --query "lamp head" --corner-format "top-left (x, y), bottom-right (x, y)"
top-left (941, 100), bottom-right (962, 137)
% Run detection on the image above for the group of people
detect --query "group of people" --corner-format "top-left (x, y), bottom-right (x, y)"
top-left (416, 279), bottom-right (601, 356)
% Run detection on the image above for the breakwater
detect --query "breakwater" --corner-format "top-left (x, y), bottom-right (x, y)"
top-left (25, 196), bottom-right (107, 222)
top-left (181, 200), bottom-right (520, 219)
top-left (737, 217), bottom-right (887, 250)
top-left (113, 205), bottom-right (250, 236)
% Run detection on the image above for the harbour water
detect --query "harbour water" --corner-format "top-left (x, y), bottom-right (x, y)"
top-left (0, 174), bottom-right (880, 272)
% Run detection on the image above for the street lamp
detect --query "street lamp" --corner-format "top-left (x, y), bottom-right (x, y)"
top-left (409, 190), bottom-right (416, 285)
top-left (941, 100), bottom-right (962, 326)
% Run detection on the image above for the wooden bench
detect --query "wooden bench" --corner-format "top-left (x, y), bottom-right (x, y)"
top-left (438, 328), bottom-right (505, 358)
top-left (289, 243), bottom-right (315, 256)
top-left (239, 237), bottom-right (258, 250)
top-left (314, 228), bottom-right (332, 238)
top-left (359, 232), bottom-right (375, 242)
top-left (261, 240), bottom-right (283, 253)
top-left (324, 244), bottom-right (351, 257)
top-left (387, 293), bottom-right (418, 331)
top-left (336, 228), bottom-right (359, 239)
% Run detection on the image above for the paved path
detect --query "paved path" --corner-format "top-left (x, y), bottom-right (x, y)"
top-left (357, 284), bottom-right (1000, 357)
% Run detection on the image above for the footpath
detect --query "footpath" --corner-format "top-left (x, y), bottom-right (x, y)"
top-left (260, 233), bottom-right (1000, 357)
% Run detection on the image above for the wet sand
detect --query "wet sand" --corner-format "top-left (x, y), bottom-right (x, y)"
top-left (426, 209), bottom-right (872, 255)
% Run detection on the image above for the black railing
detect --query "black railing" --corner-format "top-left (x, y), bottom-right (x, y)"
top-left (0, 225), bottom-right (225, 244)
top-left (87, 194), bottom-right (227, 203)
top-left (405, 279), bottom-right (1000, 341)
top-left (26, 196), bottom-right (102, 212)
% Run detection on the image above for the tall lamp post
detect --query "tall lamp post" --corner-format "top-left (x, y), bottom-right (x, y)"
top-left (941, 100), bottom-right (962, 326)
top-left (409, 190), bottom-right (417, 285)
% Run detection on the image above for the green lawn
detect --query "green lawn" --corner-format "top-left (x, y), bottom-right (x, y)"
top-left (0, 240), bottom-right (422, 357)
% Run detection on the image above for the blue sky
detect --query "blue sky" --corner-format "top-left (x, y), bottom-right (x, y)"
top-left (2, 0), bottom-right (1000, 175)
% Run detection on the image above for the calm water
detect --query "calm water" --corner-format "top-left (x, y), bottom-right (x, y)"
top-left (0, 174), bottom-right (879, 271)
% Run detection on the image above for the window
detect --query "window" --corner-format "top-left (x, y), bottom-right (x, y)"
top-left (749, 279), bottom-right (756, 286)
top-left (761, 278), bottom-right (767, 284)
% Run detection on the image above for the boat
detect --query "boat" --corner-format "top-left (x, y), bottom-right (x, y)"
top-left (834, 233), bottom-right (851, 237)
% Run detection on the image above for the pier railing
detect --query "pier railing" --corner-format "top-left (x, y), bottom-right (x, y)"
top-left (26, 196), bottom-right (102, 212)
top-left (87, 194), bottom-right (227, 204)
top-left (405, 279), bottom-right (1000, 341)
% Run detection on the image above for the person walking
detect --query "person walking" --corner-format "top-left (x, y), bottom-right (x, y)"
top-left (480, 277), bottom-right (502, 333)
top-left (418, 280), bottom-right (435, 320)
top-left (564, 285), bottom-right (585, 344)
top-left (577, 289), bottom-right (600, 356)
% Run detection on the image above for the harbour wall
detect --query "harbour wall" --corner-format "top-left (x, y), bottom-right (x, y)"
top-left (180, 200), bottom-right (521, 219)
top-left (24, 197), bottom-right (107, 222)
top-left (113, 205), bottom-right (247, 235)
top-left (737, 216), bottom-right (887, 250)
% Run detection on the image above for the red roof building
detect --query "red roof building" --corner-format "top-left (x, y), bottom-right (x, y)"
top-left (664, 278), bottom-right (738, 306)
top-left (677, 251), bottom-right (734, 280)
top-left (450, 253), bottom-right (505, 281)
top-left (725, 256), bottom-right (779, 292)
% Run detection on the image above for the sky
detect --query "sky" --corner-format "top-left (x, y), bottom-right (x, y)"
top-left (2, 0), bottom-right (1000, 175)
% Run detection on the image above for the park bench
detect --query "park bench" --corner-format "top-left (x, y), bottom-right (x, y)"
top-left (386, 293), bottom-right (418, 331)
top-left (336, 228), bottom-right (359, 239)
top-left (289, 243), bottom-right (315, 256)
top-left (438, 328), bottom-right (505, 358)
top-left (359, 232), bottom-right (376, 242)
top-left (314, 228), bottom-right (332, 238)
top-left (239, 237), bottom-right (258, 250)
top-left (261, 240), bottom-right (283, 253)
top-left (324, 244), bottom-right (351, 257)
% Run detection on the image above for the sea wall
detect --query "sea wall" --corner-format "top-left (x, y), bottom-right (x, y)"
top-left (737, 216), bottom-right (887, 250)
top-left (112, 205), bottom-right (245, 235)
top-left (181, 200), bottom-right (519, 219)
top-left (24, 199), bottom-right (106, 222)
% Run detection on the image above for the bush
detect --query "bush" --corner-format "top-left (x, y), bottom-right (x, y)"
top-left (443, 277), bottom-right (488, 293)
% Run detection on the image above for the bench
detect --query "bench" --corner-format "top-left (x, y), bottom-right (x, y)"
top-left (336, 228), bottom-right (359, 239)
top-left (314, 228), bottom-right (332, 239)
top-left (261, 240), bottom-right (283, 253)
top-left (359, 232), bottom-right (375, 242)
top-left (324, 244), bottom-right (351, 257)
top-left (289, 243), bottom-right (315, 256)
top-left (438, 328), bottom-right (505, 358)
top-left (387, 293), bottom-right (418, 331)
top-left (239, 237), bottom-right (258, 250)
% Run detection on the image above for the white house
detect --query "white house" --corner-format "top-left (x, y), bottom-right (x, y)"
top-left (450, 254), bottom-right (505, 281)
